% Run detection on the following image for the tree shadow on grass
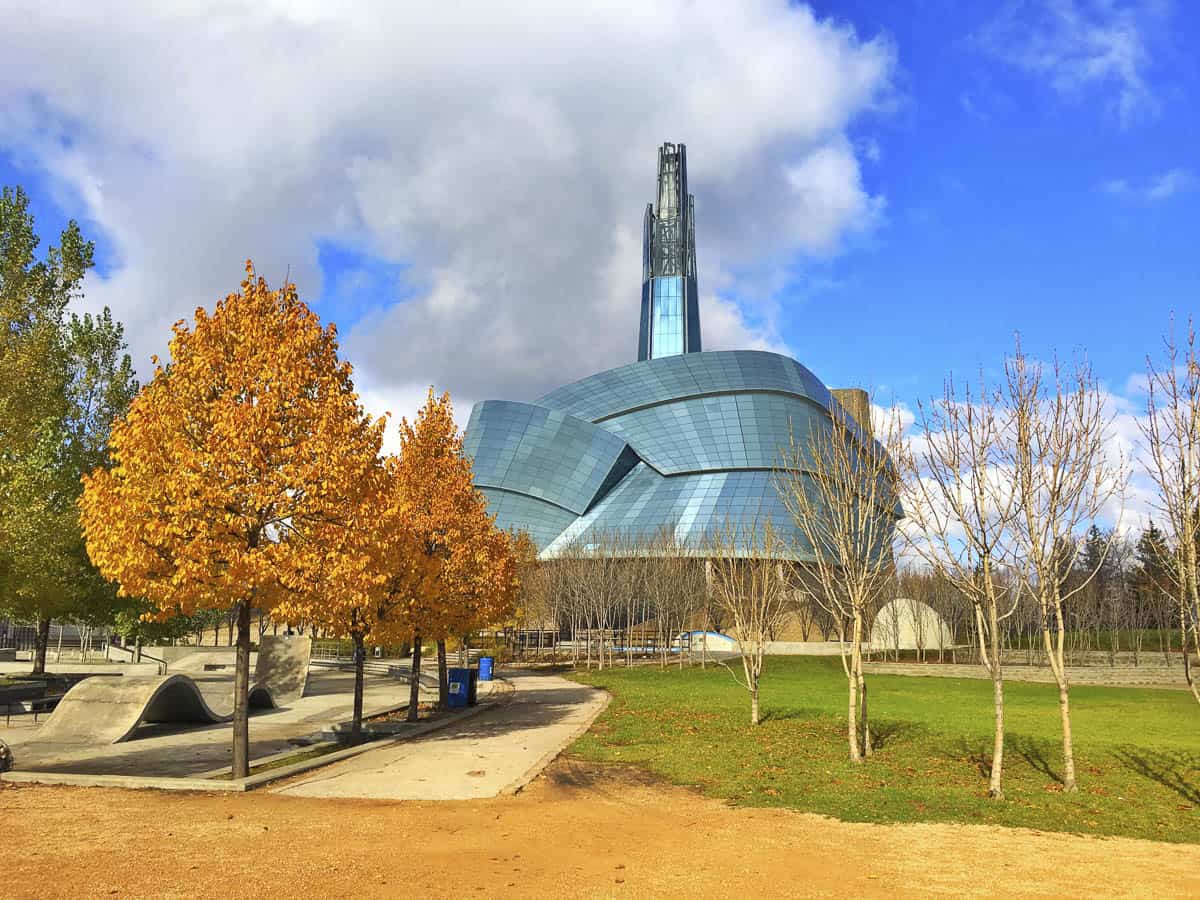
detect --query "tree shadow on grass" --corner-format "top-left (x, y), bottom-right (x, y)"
top-left (951, 738), bottom-right (995, 781)
top-left (869, 719), bottom-right (920, 751)
top-left (946, 734), bottom-right (1061, 785)
top-left (1112, 746), bottom-right (1200, 806)
top-left (758, 707), bottom-right (826, 725)
top-left (1009, 734), bottom-right (1062, 785)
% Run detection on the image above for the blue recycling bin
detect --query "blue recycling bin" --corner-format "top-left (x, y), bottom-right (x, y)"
top-left (479, 656), bottom-right (495, 681)
top-left (447, 667), bottom-right (471, 708)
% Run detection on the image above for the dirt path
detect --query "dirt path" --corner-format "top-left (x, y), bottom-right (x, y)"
top-left (5, 759), bottom-right (1198, 899)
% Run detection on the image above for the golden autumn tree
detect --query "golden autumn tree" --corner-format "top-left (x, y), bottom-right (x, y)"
top-left (80, 262), bottom-right (382, 776)
top-left (440, 512), bottom-right (519, 667)
top-left (393, 389), bottom-right (514, 715)
top-left (275, 456), bottom-right (439, 736)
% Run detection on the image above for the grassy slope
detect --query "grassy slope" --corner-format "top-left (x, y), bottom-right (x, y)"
top-left (569, 657), bottom-right (1198, 843)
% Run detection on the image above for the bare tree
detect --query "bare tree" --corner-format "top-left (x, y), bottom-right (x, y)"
top-left (1005, 343), bottom-right (1124, 792)
top-left (1140, 318), bottom-right (1200, 704)
top-left (704, 520), bottom-right (789, 725)
top-left (639, 527), bottom-right (697, 668)
top-left (901, 373), bottom-right (1019, 799)
top-left (777, 400), bottom-right (904, 762)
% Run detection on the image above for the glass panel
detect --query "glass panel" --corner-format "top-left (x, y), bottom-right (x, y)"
top-left (651, 276), bottom-right (684, 358)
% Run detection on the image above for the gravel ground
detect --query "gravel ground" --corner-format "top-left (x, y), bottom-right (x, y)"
top-left (5, 758), bottom-right (1199, 899)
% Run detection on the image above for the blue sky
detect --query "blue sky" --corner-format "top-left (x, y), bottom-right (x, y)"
top-left (789, 0), bottom-right (1198, 401)
top-left (0, 0), bottom-right (1195, 429)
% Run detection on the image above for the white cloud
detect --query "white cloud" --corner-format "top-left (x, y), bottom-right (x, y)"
top-left (1146, 167), bottom-right (1198, 200)
top-left (0, 1), bottom-right (894, 423)
top-left (1101, 167), bottom-right (1197, 202)
top-left (959, 92), bottom-right (990, 121)
top-left (895, 370), bottom-right (1167, 566)
top-left (979, 0), bottom-right (1166, 127)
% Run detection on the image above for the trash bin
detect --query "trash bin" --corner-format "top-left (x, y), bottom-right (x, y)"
top-left (467, 668), bottom-right (479, 706)
top-left (447, 667), bottom-right (470, 708)
top-left (479, 656), bottom-right (495, 681)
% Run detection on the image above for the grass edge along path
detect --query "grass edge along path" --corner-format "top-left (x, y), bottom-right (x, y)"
top-left (567, 657), bottom-right (1198, 844)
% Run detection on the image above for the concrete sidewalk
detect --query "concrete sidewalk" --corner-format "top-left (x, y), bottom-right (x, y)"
top-left (0, 671), bottom-right (417, 777)
top-left (272, 671), bottom-right (608, 800)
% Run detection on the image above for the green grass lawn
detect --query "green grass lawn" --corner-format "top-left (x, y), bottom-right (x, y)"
top-left (568, 657), bottom-right (1199, 843)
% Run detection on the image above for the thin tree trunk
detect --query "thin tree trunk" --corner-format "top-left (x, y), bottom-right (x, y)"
top-left (437, 639), bottom-right (449, 710)
top-left (847, 660), bottom-right (860, 762)
top-left (1058, 679), bottom-right (1077, 791)
top-left (859, 666), bottom-right (871, 758)
top-left (351, 631), bottom-right (365, 737)
top-left (232, 599), bottom-right (252, 779)
top-left (31, 615), bottom-right (50, 675)
top-left (1044, 601), bottom-right (1078, 793)
top-left (990, 665), bottom-right (1006, 799)
top-left (407, 633), bottom-right (422, 723)
top-left (750, 684), bottom-right (760, 726)
top-left (1182, 594), bottom-right (1200, 704)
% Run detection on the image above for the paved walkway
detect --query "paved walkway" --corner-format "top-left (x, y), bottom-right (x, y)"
top-left (273, 671), bottom-right (608, 800)
top-left (1, 671), bottom-right (417, 776)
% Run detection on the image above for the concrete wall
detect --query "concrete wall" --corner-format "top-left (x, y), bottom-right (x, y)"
top-left (763, 641), bottom-right (853, 656)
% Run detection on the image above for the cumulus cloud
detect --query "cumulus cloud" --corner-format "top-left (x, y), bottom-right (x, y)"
top-left (894, 370), bottom-right (1165, 573)
top-left (0, 1), bottom-right (893, 421)
top-left (978, 0), bottom-right (1166, 127)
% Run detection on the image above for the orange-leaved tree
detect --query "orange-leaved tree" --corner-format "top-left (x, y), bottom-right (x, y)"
top-left (275, 456), bottom-right (439, 736)
top-left (440, 512), bottom-right (519, 667)
top-left (80, 262), bottom-right (382, 775)
top-left (393, 388), bottom-right (506, 714)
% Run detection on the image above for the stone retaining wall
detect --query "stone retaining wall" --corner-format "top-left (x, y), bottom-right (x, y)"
top-left (864, 661), bottom-right (1193, 689)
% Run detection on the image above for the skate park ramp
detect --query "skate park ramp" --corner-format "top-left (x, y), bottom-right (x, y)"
top-left (32, 636), bottom-right (311, 745)
top-left (253, 635), bottom-right (310, 705)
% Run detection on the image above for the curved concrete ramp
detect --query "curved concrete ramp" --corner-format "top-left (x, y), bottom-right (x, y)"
top-left (35, 675), bottom-right (225, 745)
top-left (36, 636), bottom-right (312, 745)
top-left (254, 635), bottom-right (310, 704)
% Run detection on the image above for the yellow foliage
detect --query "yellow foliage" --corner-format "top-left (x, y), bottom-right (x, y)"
top-left (79, 262), bottom-right (383, 622)
top-left (392, 389), bottom-right (518, 639)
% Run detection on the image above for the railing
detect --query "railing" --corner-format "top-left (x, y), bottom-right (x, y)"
top-left (105, 643), bottom-right (168, 674)
top-left (3, 695), bottom-right (61, 727)
top-left (309, 657), bottom-right (440, 686)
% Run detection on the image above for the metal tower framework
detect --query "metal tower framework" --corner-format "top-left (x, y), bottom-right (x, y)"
top-left (637, 142), bottom-right (702, 361)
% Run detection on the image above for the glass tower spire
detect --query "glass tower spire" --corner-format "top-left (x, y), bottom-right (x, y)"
top-left (637, 142), bottom-right (702, 361)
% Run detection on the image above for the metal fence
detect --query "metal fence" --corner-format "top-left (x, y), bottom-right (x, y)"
top-left (0, 619), bottom-right (114, 659)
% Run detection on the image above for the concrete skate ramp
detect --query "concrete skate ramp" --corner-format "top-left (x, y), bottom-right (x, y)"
top-left (253, 635), bottom-right (310, 705)
top-left (34, 636), bottom-right (311, 745)
top-left (167, 648), bottom-right (240, 674)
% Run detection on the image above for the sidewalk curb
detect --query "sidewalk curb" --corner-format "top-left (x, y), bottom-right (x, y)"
top-left (499, 685), bottom-right (611, 796)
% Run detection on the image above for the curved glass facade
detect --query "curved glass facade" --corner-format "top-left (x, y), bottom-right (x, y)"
top-left (464, 350), bottom-right (887, 562)
top-left (536, 349), bottom-right (835, 424)
top-left (599, 392), bottom-right (832, 475)
top-left (541, 464), bottom-right (816, 559)
top-left (463, 400), bottom-right (634, 515)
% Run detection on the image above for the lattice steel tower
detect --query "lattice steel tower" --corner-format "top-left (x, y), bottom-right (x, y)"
top-left (637, 142), bottom-right (702, 361)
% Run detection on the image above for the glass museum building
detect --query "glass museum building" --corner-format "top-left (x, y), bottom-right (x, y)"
top-left (463, 143), bottom-right (880, 561)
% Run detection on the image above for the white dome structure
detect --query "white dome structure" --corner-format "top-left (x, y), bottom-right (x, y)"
top-left (870, 598), bottom-right (953, 653)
